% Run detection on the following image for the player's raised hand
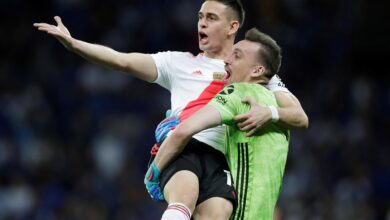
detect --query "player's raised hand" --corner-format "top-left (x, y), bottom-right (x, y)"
top-left (33, 16), bottom-right (73, 50)
top-left (234, 96), bottom-right (272, 137)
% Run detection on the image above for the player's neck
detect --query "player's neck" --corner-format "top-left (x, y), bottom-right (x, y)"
top-left (251, 78), bottom-right (268, 85)
top-left (203, 43), bottom-right (233, 60)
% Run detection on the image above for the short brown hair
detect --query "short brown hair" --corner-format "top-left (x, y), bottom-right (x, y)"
top-left (245, 28), bottom-right (282, 78)
top-left (207, 0), bottom-right (245, 26)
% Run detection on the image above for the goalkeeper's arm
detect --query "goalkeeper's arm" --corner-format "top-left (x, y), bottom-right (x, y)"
top-left (153, 105), bottom-right (222, 172)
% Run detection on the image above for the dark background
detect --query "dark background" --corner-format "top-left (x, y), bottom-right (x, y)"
top-left (0, 0), bottom-right (389, 219)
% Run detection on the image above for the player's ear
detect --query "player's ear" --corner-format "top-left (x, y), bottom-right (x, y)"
top-left (228, 20), bottom-right (240, 36)
top-left (251, 65), bottom-right (265, 78)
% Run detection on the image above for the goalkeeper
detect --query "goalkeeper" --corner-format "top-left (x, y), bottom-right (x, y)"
top-left (146, 28), bottom-right (290, 219)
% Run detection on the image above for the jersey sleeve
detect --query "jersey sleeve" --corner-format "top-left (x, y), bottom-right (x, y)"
top-left (265, 74), bottom-right (290, 93)
top-left (151, 51), bottom-right (175, 91)
top-left (208, 84), bottom-right (241, 126)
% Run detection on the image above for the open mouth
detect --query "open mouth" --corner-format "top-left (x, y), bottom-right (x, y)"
top-left (199, 32), bottom-right (208, 44)
top-left (225, 66), bottom-right (232, 79)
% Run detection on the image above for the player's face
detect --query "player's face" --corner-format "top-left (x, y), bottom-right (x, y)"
top-left (224, 40), bottom-right (261, 85)
top-left (198, 1), bottom-right (232, 53)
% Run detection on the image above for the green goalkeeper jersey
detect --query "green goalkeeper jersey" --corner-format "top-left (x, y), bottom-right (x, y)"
top-left (209, 83), bottom-right (290, 220)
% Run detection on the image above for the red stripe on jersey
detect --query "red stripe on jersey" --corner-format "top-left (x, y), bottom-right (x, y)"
top-left (179, 80), bottom-right (224, 121)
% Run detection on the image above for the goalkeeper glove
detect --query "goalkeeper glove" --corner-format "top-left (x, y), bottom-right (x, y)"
top-left (155, 110), bottom-right (180, 143)
top-left (144, 162), bottom-right (164, 202)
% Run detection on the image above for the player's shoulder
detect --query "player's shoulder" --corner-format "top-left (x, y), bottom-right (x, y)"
top-left (231, 83), bottom-right (275, 99)
top-left (219, 84), bottom-right (239, 96)
top-left (217, 84), bottom-right (248, 101)
top-left (156, 50), bottom-right (197, 58)
top-left (268, 74), bottom-right (287, 88)
top-left (228, 82), bottom-right (268, 92)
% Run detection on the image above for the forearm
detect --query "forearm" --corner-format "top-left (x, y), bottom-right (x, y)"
top-left (70, 39), bottom-right (157, 82)
top-left (153, 131), bottom-right (192, 172)
top-left (274, 91), bottom-right (309, 130)
top-left (71, 39), bottom-right (125, 70)
top-left (153, 105), bottom-right (222, 171)
top-left (277, 106), bottom-right (308, 129)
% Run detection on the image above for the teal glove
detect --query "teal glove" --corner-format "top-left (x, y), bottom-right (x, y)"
top-left (155, 109), bottom-right (180, 144)
top-left (144, 162), bottom-right (164, 201)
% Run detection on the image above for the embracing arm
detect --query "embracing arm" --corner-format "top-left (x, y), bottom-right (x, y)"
top-left (153, 105), bottom-right (222, 172)
top-left (234, 91), bottom-right (308, 136)
top-left (274, 91), bottom-right (309, 129)
top-left (33, 16), bottom-right (157, 82)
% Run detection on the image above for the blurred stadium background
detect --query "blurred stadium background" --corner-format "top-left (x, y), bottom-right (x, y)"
top-left (0, 0), bottom-right (389, 219)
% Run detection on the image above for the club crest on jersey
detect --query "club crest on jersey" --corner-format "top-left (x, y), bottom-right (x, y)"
top-left (219, 85), bottom-right (235, 95)
top-left (213, 72), bottom-right (225, 81)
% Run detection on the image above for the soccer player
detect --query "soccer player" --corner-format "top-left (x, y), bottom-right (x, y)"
top-left (148, 27), bottom-right (289, 220)
top-left (34, 0), bottom-right (308, 219)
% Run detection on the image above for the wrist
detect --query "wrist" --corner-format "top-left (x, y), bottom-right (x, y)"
top-left (268, 106), bottom-right (279, 122)
top-left (68, 37), bottom-right (79, 51)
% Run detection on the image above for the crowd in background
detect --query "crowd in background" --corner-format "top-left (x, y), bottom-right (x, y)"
top-left (0, 0), bottom-right (389, 219)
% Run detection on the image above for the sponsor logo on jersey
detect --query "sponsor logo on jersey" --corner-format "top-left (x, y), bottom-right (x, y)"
top-left (213, 72), bottom-right (225, 80)
top-left (278, 82), bottom-right (286, 87)
top-left (215, 95), bottom-right (227, 105)
top-left (275, 74), bottom-right (286, 87)
top-left (192, 70), bottom-right (204, 76)
top-left (219, 85), bottom-right (234, 95)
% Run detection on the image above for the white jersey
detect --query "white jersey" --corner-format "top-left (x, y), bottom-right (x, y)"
top-left (152, 51), bottom-right (289, 153)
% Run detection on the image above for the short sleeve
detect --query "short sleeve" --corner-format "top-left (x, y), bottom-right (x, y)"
top-left (208, 84), bottom-right (241, 126)
top-left (265, 74), bottom-right (290, 93)
top-left (151, 51), bottom-right (174, 91)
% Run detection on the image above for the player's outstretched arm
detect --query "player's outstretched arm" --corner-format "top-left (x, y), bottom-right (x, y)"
top-left (234, 92), bottom-right (308, 136)
top-left (153, 105), bottom-right (222, 172)
top-left (33, 16), bottom-right (157, 82)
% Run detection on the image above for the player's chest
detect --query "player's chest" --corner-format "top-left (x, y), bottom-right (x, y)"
top-left (174, 59), bottom-right (226, 81)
